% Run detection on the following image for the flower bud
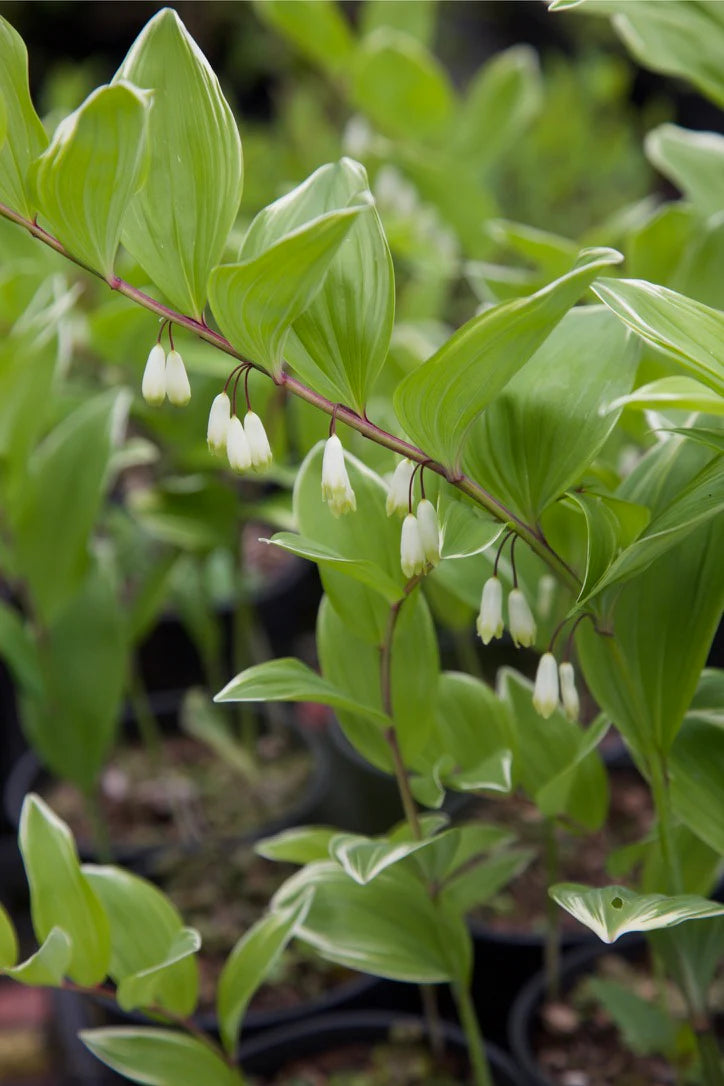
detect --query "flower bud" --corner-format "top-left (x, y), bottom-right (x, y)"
top-left (207, 392), bottom-right (231, 454)
top-left (141, 343), bottom-right (166, 406)
top-left (244, 411), bottom-right (273, 470)
top-left (226, 415), bottom-right (252, 473)
top-left (386, 459), bottom-right (415, 517)
top-left (533, 653), bottom-right (560, 719)
top-left (400, 514), bottom-right (426, 579)
top-left (416, 499), bottom-right (440, 566)
top-left (559, 662), bottom-right (580, 723)
top-left (476, 576), bottom-right (503, 644)
top-left (165, 349), bottom-right (191, 406)
top-left (321, 435), bottom-right (356, 517)
top-left (508, 588), bottom-right (537, 648)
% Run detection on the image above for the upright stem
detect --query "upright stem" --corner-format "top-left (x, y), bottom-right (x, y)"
top-left (84, 786), bottom-right (112, 864)
top-left (696, 1031), bottom-right (724, 1086)
top-left (127, 659), bottom-right (162, 766)
top-left (232, 581), bottom-right (258, 763)
top-left (649, 750), bottom-right (682, 895)
top-left (454, 983), bottom-right (494, 1086)
top-left (543, 818), bottom-right (561, 1001)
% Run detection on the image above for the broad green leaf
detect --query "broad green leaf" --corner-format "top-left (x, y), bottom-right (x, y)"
top-left (487, 219), bottom-right (579, 278)
top-left (81, 1028), bottom-right (242, 1086)
top-left (607, 376), bottom-right (724, 416)
top-left (441, 849), bottom-right (534, 917)
top-left (352, 29), bottom-right (455, 142)
top-left (113, 8), bottom-right (243, 317)
top-left (670, 717), bottom-right (724, 855)
top-left (21, 560), bottom-right (126, 792)
top-left (688, 668), bottom-right (724, 725)
top-left (273, 861), bottom-right (471, 984)
top-left (82, 865), bottom-right (200, 1017)
top-left (12, 389), bottom-right (124, 623)
top-left (19, 794), bottom-right (110, 986)
top-left (215, 657), bottom-right (390, 731)
top-left (550, 883), bottom-right (724, 944)
top-left (0, 904), bottom-right (18, 968)
top-left (360, 0), bottom-right (438, 46)
top-left (437, 496), bottom-right (501, 560)
top-left (0, 17), bottom-right (48, 216)
top-left (592, 278), bottom-right (724, 396)
top-left (255, 826), bottom-right (337, 865)
top-left (394, 247), bottom-right (622, 468)
top-left (651, 917), bottom-right (724, 1020)
top-left (329, 830), bottom-right (441, 885)
top-left (0, 601), bottom-right (42, 695)
top-left (209, 205), bottom-right (363, 377)
top-left (30, 83), bottom-right (149, 277)
top-left (586, 978), bottom-right (679, 1058)
top-left (266, 533), bottom-right (401, 602)
top-left (626, 202), bottom-right (697, 286)
top-left (645, 124), bottom-right (724, 217)
top-left (451, 47), bottom-right (541, 170)
top-left (0, 89), bottom-right (6, 148)
top-left (536, 716), bottom-right (610, 826)
top-left (664, 426), bottom-right (724, 454)
top-left (5, 927), bottom-right (71, 986)
top-left (463, 306), bottom-right (639, 522)
top-left (254, 0), bottom-right (355, 77)
top-left (217, 892), bottom-right (312, 1055)
top-left (566, 492), bottom-right (620, 602)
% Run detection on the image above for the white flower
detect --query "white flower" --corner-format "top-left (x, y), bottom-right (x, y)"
top-left (476, 576), bottom-right (503, 644)
top-left (537, 574), bottom-right (556, 621)
top-left (244, 411), bottom-right (273, 470)
top-left (165, 349), bottom-right (191, 406)
top-left (416, 499), bottom-right (440, 566)
top-left (226, 415), bottom-right (252, 473)
top-left (207, 392), bottom-right (231, 454)
top-left (508, 588), bottom-right (537, 648)
top-left (386, 458), bottom-right (415, 517)
top-left (141, 343), bottom-right (166, 406)
top-left (400, 513), bottom-right (426, 579)
top-left (559, 662), bottom-right (580, 723)
top-left (321, 435), bottom-right (356, 517)
top-left (533, 653), bottom-right (560, 719)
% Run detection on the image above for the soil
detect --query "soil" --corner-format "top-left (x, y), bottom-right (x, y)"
top-left (533, 951), bottom-right (723, 1086)
top-left (469, 769), bottom-right (653, 936)
top-left (41, 729), bottom-right (313, 853)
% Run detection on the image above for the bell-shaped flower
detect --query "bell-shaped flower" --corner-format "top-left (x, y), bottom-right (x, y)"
top-left (244, 411), bottom-right (273, 470)
top-left (508, 588), bottom-right (537, 648)
top-left (321, 435), bottom-right (356, 517)
top-left (400, 513), bottom-right (426, 579)
top-left (165, 349), bottom-right (191, 406)
top-left (476, 576), bottom-right (503, 644)
top-left (533, 652), bottom-right (560, 719)
top-left (226, 414), bottom-right (252, 473)
top-left (559, 662), bottom-right (580, 723)
top-left (207, 392), bottom-right (231, 454)
top-left (386, 459), bottom-right (415, 517)
top-left (141, 343), bottom-right (167, 406)
top-left (416, 499), bottom-right (441, 567)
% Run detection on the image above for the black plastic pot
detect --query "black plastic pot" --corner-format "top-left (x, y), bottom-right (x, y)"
top-left (508, 936), bottom-right (645, 1086)
top-left (239, 1009), bottom-right (524, 1084)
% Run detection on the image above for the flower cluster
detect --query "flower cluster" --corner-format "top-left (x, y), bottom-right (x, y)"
top-left (533, 653), bottom-right (580, 722)
top-left (400, 499), bottom-right (440, 578)
top-left (476, 576), bottom-right (536, 648)
top-left (206, 381), bottom-right (272, 474)
top-left (141, 343), bottom-right (191, 407)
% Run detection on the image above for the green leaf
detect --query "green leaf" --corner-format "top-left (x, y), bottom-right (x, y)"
top-left (645, 123), bottom-right (724, 217)
top-left (215, 657), bottom-right (390, 731)
top-left (592, 278), bottom-right (724, 397)
top-left (12, 389), bottom-right (125, 624)
top-left (0, 17), bottom-right (48, 216)
top-left (352, 29), bottom-right (455, 142)
top-left (30, 83), bottom-right (149, 277)
top-left (463, 306), bottom-right (640, 522)
top-left (19, 794), bottom-right (110, 986)
top-left (586, 978), bottom-right (678, 1058)
top-left (664, 426), bottom-right (724, 454)
top-left (441, 849), bottom-right (534, 917)
top-left (329, 830), bottom-right (440, 885)
top-left (566, 492), bottom-right (620, 602)
top-left (273, 861), bottom-right (471, 984)
top-left (254, 0), bottom-right (355, 77)
top-left (113, 8), bottom-right (243, 317)
top-left (550, 883), bottom-right (724, 944)
top-left (0, 601), bottom-right (42, 696)
top-left (5, 927), bottom-right (72, 986)
top-left (607, 376), bottom-right (724, 416)
top-left (82, 865), bottom-right (200, 1017)
top-left (255, 826), bottom-right (337, 865)
top-left (670, 716), bottom-right (724, 855)
top-left (217, 892), bottom-right (312, 1055)
top-left (81, 1028), bottom-right (242, 1086)
top-left (266, 533), bottom-right (401, 602)
top-left (0, 904), bottom-right (18, 969)
top-left (210, 203), bottom-right (363, 377)
top-left (360, 0), bottom-right (438, 47)
top-left (394, 247), bottom-right (622, 468)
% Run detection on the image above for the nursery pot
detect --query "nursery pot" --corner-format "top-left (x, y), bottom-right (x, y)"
top-left (508, 936), bottom-right (645, 1086)
top-left (238, 1009), bottom-right (524, 1085)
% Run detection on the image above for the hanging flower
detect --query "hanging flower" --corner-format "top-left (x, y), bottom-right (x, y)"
top-left (226, 415), bottom-right (252, 473)
top-left (416, 499), bottom-right (441, 567)
top-left (559, 662), bottom-right (580, 723)
top-left (386, 459), bottom-right (415, 517)
top-left (533, 653), bottom-right (560, 719)
top-left (207, 392), bottom-right (231, 454)
top-left (244, 411), bottom-right (273, 470)
top-left (321, 435), bottom-right (356, 517)
top-left (508, 588), bottom-right (537, 648)
top-left (165, 349), bottom-right (191, 406)
top-left (476, 576), bottom-right (503, 644)
top-left (141, 343), bottom-right (166, 406)
top-left (400, 513), bottom-right (426, 579)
